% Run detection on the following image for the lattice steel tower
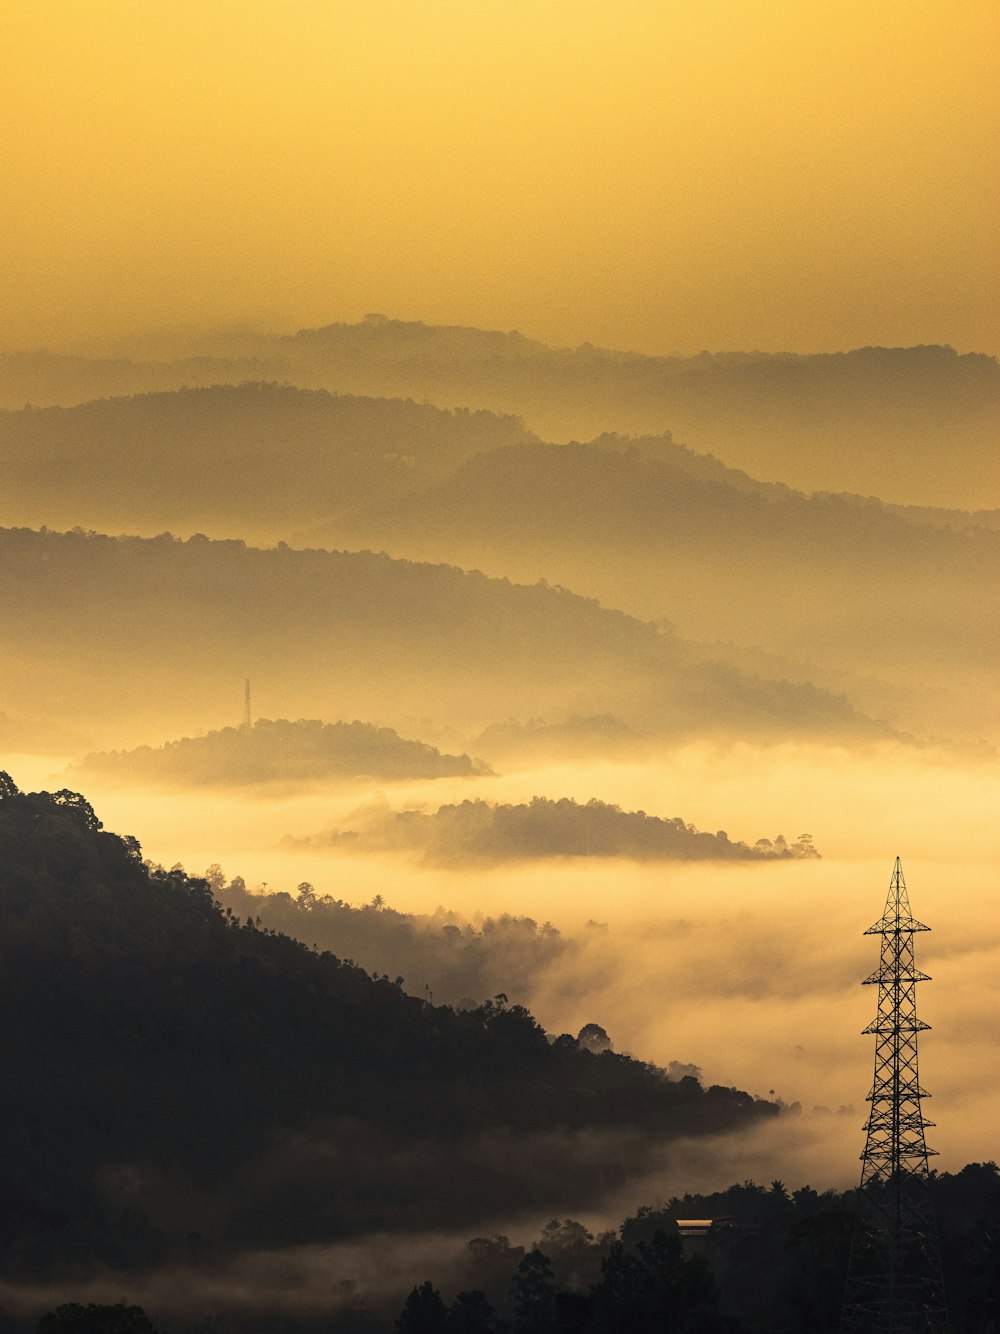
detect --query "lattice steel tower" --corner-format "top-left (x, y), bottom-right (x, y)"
top-left (841, 857), bottom-right (949, 1333)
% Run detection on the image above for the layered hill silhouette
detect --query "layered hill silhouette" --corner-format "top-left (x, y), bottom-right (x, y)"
top-left (0, 383), bottom-right (536, 542)
top-left (0, 374), bottom-right (991, 740)
top-left (77, 717), bottom-right (490, 788)
top-left (0, 774), bottom-right (779, 1277)
top-left (4, 317), bottom-right (997, 507)
top-left (319, 441), bottom-right (1000, 742)
top-left (0, 526), bottom-right (886, 749)
top-left (297, 796), bottom-right (820, 865)
top-left (283, 321), bottom-right (1000, 508)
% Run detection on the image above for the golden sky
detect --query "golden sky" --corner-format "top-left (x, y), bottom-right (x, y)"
top-left (3, 0), bottom-right (997, 354)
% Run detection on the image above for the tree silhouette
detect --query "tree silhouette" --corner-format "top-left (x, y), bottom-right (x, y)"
top-left (447, 1289), bottom-right (498, 1333)
top-left (397, 1281), bottom-right (449, 1334)
top-left (510, 1249), bottom-right (558, 1334)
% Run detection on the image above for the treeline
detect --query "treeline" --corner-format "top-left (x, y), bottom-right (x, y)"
top-left (391, 1164), bottom-right (1000, 1334)
top-left (0, 776), bottom-right (778, 1280)
top-left (78, 717), bottom-right (491, 787)
top-left (301, 796), bottom-right (820, 864)
top-left (213, 871), bottom-right (572, 1010)
top-left (25, 1166), bottom-right (1000, 1333)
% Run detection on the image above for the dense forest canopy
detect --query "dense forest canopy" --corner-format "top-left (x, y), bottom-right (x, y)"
top-left (212, 872), bottom-right (574, 1012)
top-left (382, 1163), bottom-right (1000, 1334)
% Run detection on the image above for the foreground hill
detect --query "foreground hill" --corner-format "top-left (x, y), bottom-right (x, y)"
top-left (5, 319), bottom-right (996, 508)
top-left (77, 717), bottom-right (491, 787)
top-left (0, 526), bottom-right (885, 749)
top-left (0, 775), bottom-right (778, 1278)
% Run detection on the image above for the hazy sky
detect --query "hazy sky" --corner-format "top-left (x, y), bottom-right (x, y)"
top-left (3, 0), bottom-right (997, 356)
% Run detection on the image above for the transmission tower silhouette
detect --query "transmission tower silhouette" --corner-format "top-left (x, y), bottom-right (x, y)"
top-left (243, 678), bottom-right (252, 732)
top-left (841, 857), bottom-right (949, 1334)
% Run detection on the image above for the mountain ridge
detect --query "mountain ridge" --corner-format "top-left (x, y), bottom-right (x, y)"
top-left (0, 524), bottom-right (890, 748)
top-left (2, 319), bottom-right (996, 506)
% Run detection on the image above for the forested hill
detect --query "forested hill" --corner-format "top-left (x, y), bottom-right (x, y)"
top-left (299, 796), bottom-right (821, 864)
top-left (0, 775), bottom-right (778, 1278)
top-left (0, 526), bottom-right (886, 745)
top-left (77, 717), bottom-right (491, 787)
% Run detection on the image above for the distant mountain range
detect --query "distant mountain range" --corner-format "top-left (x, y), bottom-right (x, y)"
top-left (0, 364), bottom-right (992, 746)
top-left (0, 383), bottom-right (536, 541)
top-left (316, 437), bottom-right (999, 742)
top-left (3, 315), bottom-right (997, 507)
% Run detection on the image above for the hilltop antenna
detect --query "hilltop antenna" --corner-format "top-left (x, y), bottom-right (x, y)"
top-left (243, 679), bottom-right (252, 732)
top-left (841, 858), bottom-right (949, 1333)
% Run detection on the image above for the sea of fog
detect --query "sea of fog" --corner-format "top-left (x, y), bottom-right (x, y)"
top-left (11, 740), bottom-right (999, 1199)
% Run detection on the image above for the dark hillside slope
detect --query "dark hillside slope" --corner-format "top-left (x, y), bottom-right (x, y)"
top-left (0, 527), bottom-right (884, 747)
top-left (0, 776), bottom-right (778, 1277)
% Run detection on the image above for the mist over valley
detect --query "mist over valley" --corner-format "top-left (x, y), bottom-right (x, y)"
top-left (3, 6), bottom-right (998, 1319)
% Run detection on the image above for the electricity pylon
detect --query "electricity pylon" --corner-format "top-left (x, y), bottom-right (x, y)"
top-left (841, 858), bottom-right (949, 1333)
top-left (243, 678), bottom-right (252, 732)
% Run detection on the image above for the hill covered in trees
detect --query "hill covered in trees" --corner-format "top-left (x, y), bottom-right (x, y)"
top-left (297, 796), bottom-right (820, 865)
top-left (277, 322), bottom-right (1000, 508)
top-left (0, 774), bottom-right (780, 1282)
top-left (77, 717), bottom-right (490, 787)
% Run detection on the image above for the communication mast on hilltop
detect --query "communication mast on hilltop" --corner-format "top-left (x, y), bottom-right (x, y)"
top-left (243, 679), bottom-right (252, 733)
top-left (841, 858), bottom-right (949, 1333)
